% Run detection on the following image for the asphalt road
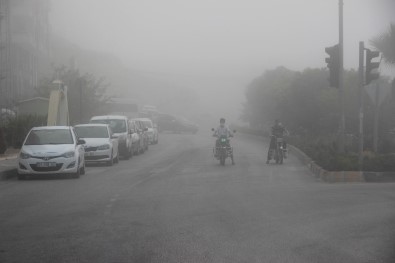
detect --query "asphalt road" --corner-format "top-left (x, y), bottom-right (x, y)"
top-left (0, 132), bottom-right (394, 263)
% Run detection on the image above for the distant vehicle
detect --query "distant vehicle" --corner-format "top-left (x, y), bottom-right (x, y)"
top-left (74, 124), bottom-right (119, 166)
top-left (106, 98), bottom-right (139, 119)
top-left (134, 118), bottom-right (158, 144)
top-left (157, 113), bottom-right (198, 134)
top-left (17, 126), bottom-right (86, 179)
top-left (132, 118), bottom-right (149, 152)
top-left (129, 119), bottom-right (144, 155)
top-left (90, 115), bottom-right (133, 159)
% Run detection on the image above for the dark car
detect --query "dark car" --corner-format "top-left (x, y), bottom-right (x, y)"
top-left (157, 113), bottom-right (198, 134)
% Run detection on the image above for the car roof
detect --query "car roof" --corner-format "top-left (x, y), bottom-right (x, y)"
top-left (74, 123), bottom-right (109, 128)
top-left (90, 115), bottom-right (127, 120)
top-left (31, 126), bottom-right (71, 130)
top-left (133, 118), bottom-right (152, 122)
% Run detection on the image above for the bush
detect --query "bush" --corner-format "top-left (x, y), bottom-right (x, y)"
top-left (4, 115), bottom-right (47, 148)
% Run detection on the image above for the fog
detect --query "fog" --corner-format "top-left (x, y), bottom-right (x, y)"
top-left (50, 0), bottom-right (395, 125)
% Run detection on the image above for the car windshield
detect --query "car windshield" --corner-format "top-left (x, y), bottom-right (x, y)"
top-left (24, 129), bottom-right (73, 145)
top-left (91, 119), bottom-right (126, 133)
top-left (143, 121), bottom-right (153, 128)
top-left (75, 126), bottom-right (109, 139)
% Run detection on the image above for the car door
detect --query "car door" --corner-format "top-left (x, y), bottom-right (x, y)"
top-left (109, 126), bottom-right (118, 157)
top-left (72, 128), bottom-right (84, 166)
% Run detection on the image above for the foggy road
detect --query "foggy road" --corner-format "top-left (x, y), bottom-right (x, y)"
top-left (0, 132), bottom-right (394, 263)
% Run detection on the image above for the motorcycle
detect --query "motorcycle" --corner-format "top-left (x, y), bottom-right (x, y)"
top-left (212, 129), bottom-right (235, 166)
top-left (267, 135), bottom-right (285, 164)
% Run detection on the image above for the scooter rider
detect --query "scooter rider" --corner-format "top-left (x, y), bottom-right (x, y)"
top-left (267, 119), bottom-right (289, 163)
top-left (213, 118), bottom-right (235, 164)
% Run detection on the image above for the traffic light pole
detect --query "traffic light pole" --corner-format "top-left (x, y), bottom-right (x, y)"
top-left (358, 41), bottom-right (364, 170)
top-left (338, 0), bottom-right (345, 153)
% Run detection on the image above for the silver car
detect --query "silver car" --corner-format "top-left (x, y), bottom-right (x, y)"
top-left (74, 124), bottom-right (119, 166)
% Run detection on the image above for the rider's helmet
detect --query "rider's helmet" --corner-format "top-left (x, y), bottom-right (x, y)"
top-left (220, 118), bottom-right (225, 127)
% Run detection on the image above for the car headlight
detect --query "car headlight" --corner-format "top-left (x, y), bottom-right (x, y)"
top-left (62, 151), bottom-right (75, 158)
top-left (98, 144), bottom-right (110, 150)
top-left (20, 152), bottom-right (31, 159)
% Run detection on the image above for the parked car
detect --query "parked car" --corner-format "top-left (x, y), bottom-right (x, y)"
top-left (74, 124), bottom-right (119, 166)
top-left (90, 115), bottom-right (133, 159)
top-left (17, 126), bottom-right (86, 179)
top-left (132, 118), bottom-right (149, 152)
top-left (135, 118), bottom-right (158, 144)
top-left (129, 119), bottom-right (144, 155)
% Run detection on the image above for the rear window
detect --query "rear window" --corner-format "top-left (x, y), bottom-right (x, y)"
top-left (91, 119), bottom-right (127, 133)
top-left (75, 126), bottom-right (109, 138)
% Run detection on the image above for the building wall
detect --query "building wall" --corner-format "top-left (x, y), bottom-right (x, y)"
top-left (18, 98), bottom-right (49, 116)
top-left (0, 0), bottom-right (51, 112)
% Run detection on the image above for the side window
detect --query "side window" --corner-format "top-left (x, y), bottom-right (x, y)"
top-left (71, 128), bottom-right (77, 142)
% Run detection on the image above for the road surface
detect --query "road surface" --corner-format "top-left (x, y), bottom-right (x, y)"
top-left (0, 132), bottom-right (394, 263)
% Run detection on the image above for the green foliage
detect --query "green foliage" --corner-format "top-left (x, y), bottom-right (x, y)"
top-left (371, 23), bottom-right (395, 65)
top-left (4, 115), bottom-right (47, 148)
top-left (290, 136), bottom-right (395, 171)
top-left (0, 127), bottom-right (7, 154)
top-left (36, 65), bottom-right (108, 124)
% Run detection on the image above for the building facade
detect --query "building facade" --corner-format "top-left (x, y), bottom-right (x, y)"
top-left (0, 0), bottom-right (51, 115)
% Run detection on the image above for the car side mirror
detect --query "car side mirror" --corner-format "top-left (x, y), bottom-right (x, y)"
top-left (128, 129), bottom-right (133, 134)
top-left (77, 139), bottom-right (86, 145)
top-left (111, 135), bottom-right (117, 139)
top-left (211, 128), bottom-right (215, 131)
top-left (144, 127), bottom-right (148, 131)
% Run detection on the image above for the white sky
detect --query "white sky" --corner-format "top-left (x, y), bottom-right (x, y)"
top-left (51, 0), bottom-right (394, 75)
top-left (50, 0), bottom-right (395, 121)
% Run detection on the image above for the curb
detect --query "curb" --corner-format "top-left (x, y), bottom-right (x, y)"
top-left (0, 155), bottom-right (18, 181)
top-left (0, 168), bottom-right (17, 180)
top-left (289, 145), bottom-right (395, 183)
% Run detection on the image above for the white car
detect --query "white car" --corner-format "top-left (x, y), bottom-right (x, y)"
top-left (136, 118), bottom-right (158, 144)
top-left (74, 124), bottom-right (119, 166)
top-left (90, 115), bottom-right (133, 159)
top-left (17, 126), bottom-right (86, 180)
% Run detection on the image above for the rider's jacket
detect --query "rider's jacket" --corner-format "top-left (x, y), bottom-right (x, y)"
top-left (213, 125), bottom-right (233, 138)
top-left (271, 124), bottom-right (286, 138)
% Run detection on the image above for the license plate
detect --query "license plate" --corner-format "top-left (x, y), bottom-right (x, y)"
top-left (37, 162), bottom-right (57, 167)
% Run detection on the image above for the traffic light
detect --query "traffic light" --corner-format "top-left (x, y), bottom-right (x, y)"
top-left (325, 44), bottom-right (340, 88)
top-left (365, 48), bottom-right (380, 85)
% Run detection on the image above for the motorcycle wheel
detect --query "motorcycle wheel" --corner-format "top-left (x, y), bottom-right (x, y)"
top-left (275, 149), bottom-right (279, 164)
top-left (220, 155), bottom-right (226, 166)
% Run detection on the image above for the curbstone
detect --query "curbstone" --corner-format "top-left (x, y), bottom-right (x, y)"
top-left (289, 145), bottom-right (367, 183)
top-left (1, 168), bottom-right (17, 180)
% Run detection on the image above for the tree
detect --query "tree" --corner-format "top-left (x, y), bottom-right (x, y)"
top-left (371, 23), bottom-right (395, 65)
top-left (36, 65), bottom-right (108, 124)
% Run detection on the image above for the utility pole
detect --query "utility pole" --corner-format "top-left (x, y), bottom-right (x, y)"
top-left (338, 0), bottom-right (345, 153)
top-left (358, 41), bottom-right (364, 170)
top-left (373, 82), bottom-right (380, 153)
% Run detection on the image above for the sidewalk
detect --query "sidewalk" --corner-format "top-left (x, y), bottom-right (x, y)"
top-left (0, 148), bottom-right (19, 180)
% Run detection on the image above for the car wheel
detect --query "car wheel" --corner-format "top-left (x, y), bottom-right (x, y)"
top-left (72, 162), bottom-right (81, 179)
top-left (107, 153), bottom-right (114, 166)
top-left (114, 151), bottom-right (119, 163)
top-left (80, 161), bottom-right (86, 175)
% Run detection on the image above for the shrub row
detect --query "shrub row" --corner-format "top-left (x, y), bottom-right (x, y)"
top-left (235, 125), bottom-right (395, 172)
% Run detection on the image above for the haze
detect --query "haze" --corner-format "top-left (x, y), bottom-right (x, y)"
top-left (50, 0), bottom-right (395, 123)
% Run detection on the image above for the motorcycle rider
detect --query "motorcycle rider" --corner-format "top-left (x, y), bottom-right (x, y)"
top-left (213, 118), bottom-right (235, 164)
top-left (267, 119), bottom-right (288, 163)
